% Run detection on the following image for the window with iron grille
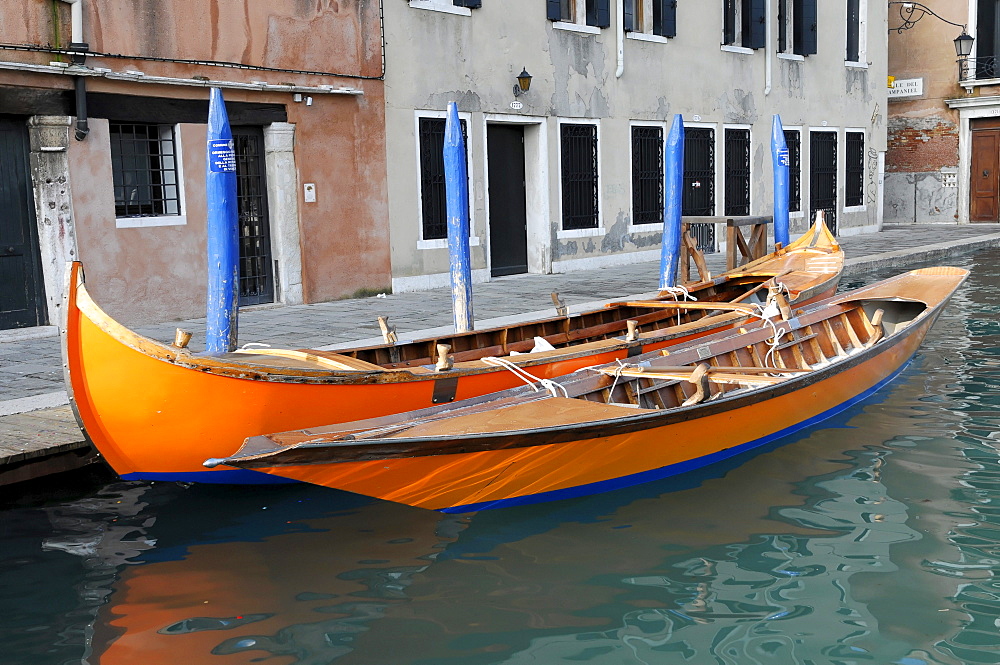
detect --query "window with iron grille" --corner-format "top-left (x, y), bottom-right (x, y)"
top-left (724, 128), bottom-right (751, 216)
top-left (110, 123), bottom-right (181, 218)
top-left (845, 131), bottom-right (865, 207)
top-left (783, 129), bottom-right (801, 213)
top-left (977, 1), bottom-right (1000, 78)
top-left (418, 116), bottom-right (468, 241)
top-left (810, 130), bottom-right (838, 234)
top-left (560, 123), bottom-right (600, 230)
top-left (683, 128), bottom-right (715, 216)
top-left (632, 126), bottom-right (664, 226)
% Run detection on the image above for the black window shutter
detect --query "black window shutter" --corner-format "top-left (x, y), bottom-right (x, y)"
top-left (624, 0), bottom-right (636, 31)
top-left (846, 0), bottom-right (860, 61)
top-left (777, 0), bottom-right (787, 52)
top-left (745, 0), bottom-right (766, 48)
top-left (723, 0), bottom-right (736, 45)
top-left (661, 0), bottom-right (677, 37)
top-left (589, 0), bottom-right (610, 28)
top-left (547, 0), bottom-right (562, 21)
top-left (794, 0), bottom-right (817, 55)
top-left (453, 0), bottom-right (482, 7)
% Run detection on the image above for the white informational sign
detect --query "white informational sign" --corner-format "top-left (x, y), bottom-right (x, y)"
top-left (888, 78), bottom-right (924, 98)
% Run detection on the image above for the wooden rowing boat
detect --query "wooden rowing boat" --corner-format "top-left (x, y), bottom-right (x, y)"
top-left (63, 221), bottom-right (841, 482)
top-left (208, 267), bottom-right (967, 511)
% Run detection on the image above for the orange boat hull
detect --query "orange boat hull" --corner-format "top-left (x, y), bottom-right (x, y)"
top-left (242, 312), bottom-right (933, 511)
top-left (62, 223), bottom-right (841, 482)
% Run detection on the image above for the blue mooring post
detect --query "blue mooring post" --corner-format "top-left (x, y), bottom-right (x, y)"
top-left (659, 114), bottom-right (684, 289)
top-left (771, 114), bottom-right (791, 247)
top-left (205, 88), bottom-right (239, 354)
top-left (444, 101), bottom-right (474, 333)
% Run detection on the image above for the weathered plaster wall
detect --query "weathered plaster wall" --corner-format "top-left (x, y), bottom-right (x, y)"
top-left (885, 1), bottom-right (964, 224)
top-left (384, 1), bottom-right (888, 286)
top-left (69, 119), bottom-right (208, 324)
top-left (5, 0), bottom-right (389, 323)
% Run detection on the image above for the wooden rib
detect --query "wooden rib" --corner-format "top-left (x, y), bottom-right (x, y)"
top-left (821, 319), bottom-right (846, 356)
top-left (838, 312), bottom-right (864, 350)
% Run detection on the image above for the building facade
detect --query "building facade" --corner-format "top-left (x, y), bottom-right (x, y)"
top-left (383, 0), bottom-right (889, 292)
top-left (1, 0), bottom-right (389, 330)
top-left (887, 0), bottom-right (1000, 225)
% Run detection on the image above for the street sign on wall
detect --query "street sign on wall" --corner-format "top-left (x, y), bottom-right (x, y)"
top-left (888, 78), bottom-right (924, 99)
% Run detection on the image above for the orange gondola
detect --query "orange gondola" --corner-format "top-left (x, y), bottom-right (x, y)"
top-left (63, 221), bottom-right (841, 482)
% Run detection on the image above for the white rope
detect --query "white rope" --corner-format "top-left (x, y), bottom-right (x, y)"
top-left (481, 356), bottom-right (569, 398)
top-left (238, 342), bottom-right (271, 350)
top-left (661, 284), bottom-right (696, 325)
top-left (746, 298), bottom-right (788, 370)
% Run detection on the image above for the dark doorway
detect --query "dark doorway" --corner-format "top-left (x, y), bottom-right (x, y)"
top-left (683, 127), bottom-right (716, 253)
top-left (0, 116), bottom-right (46, 329)
top-left (810, 130), bottom-right (838, 235)
top-left (233, 126), bottom-right (275, 306)
top-left (487, 124), bottom-right (528, 277)
top-left (971, 125), bottom-right (1000, 222)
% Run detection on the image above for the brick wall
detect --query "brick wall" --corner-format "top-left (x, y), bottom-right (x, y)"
top-left (886, 116), bottom-right (959, 173)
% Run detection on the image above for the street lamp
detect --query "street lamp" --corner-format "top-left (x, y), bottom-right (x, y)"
top-left (513, 68), bottom-right (532, 97)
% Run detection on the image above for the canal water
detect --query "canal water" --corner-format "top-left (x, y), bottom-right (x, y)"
top-left (3, 251), bottom-right (1000, 665)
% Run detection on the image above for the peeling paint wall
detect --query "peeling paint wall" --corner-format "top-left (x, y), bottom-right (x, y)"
top-left (384, 1), bottom-right (888, 288)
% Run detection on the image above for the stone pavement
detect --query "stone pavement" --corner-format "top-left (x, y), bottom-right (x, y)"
top-left (2, 223), bottom-right (1000, 484)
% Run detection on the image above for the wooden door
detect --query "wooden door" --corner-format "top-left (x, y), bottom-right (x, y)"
top-left (487, 125), bottom-right (528, 277)
top-left (971, 129), bottom-right (1000, 222)
top-left (0, 116), bottom-right (46, 329)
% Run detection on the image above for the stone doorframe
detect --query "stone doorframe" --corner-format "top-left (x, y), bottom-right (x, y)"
top-left (946, 95), bottom-right (1000, 224)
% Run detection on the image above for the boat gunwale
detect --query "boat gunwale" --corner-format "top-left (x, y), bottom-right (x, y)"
top-left (65, 238), bottom-right (842, 385)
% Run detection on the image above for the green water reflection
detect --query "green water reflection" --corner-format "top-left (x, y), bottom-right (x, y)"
top-left (3, 252), bottom-right (1000, 664)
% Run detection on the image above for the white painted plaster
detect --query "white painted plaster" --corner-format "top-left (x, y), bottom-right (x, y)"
top-left (264, 122), bottom-right (304, 305)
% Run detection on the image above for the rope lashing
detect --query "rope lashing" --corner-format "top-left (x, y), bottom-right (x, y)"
top-left (481, 356), bottom-right (569, 398)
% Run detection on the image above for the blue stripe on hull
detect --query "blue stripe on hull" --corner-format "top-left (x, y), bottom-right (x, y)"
top-left (121, 468), bottom-right (299, 485)
top-left (440, 360), bottom-right (912, 513)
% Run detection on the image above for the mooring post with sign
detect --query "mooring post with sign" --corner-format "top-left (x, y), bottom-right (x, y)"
top-left (771, 114), bottom-right (790, 247)
top-left (205, 87), bottom-right (240, 354)
top-left (444, 101), bottom-right (474, 333)
top-left (659, 114), bottom-right (684, 289)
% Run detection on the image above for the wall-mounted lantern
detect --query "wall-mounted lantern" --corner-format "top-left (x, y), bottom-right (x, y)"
top-left (513, 68), bottom-right (532, 97)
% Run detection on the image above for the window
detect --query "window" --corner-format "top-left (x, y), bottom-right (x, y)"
top-left (411, 0), bottom-right (480, 14)
top-left (110, 123), bottom-right (181, 218)
top-left (418, 116), bottom-right (468, 241)
top-left (792, 0), bottom-right (817, 55)
top-left (977, 1), bottom-right (999, 79)
top-left (548, 0), bottom-right (610, 28)
top-left (810, 130), bottom-right (837, 233)
top-left (625, 0), bottom-right (677, 37)
top-left (632, 125), bottom-right (664, 225)
top-left (723, 0), bottom-right (765, 49)
top-left (845, 131), bottom-right (865, 208)
top-left (783, 129), bottom-right (801, 213)
top-left (560, 123), bottom-right (600, 231)
top-left (724, 128), bottom-right (750, 216)
top-left (846, 0), bottom-right (867, 62)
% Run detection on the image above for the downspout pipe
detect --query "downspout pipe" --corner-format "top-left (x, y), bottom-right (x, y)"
top-left (764, 0), bottom-right (772, 95)
top-left (58, 0), bottom-right (89, 140)
top-left (616, 0), bottom-right (624, 78)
